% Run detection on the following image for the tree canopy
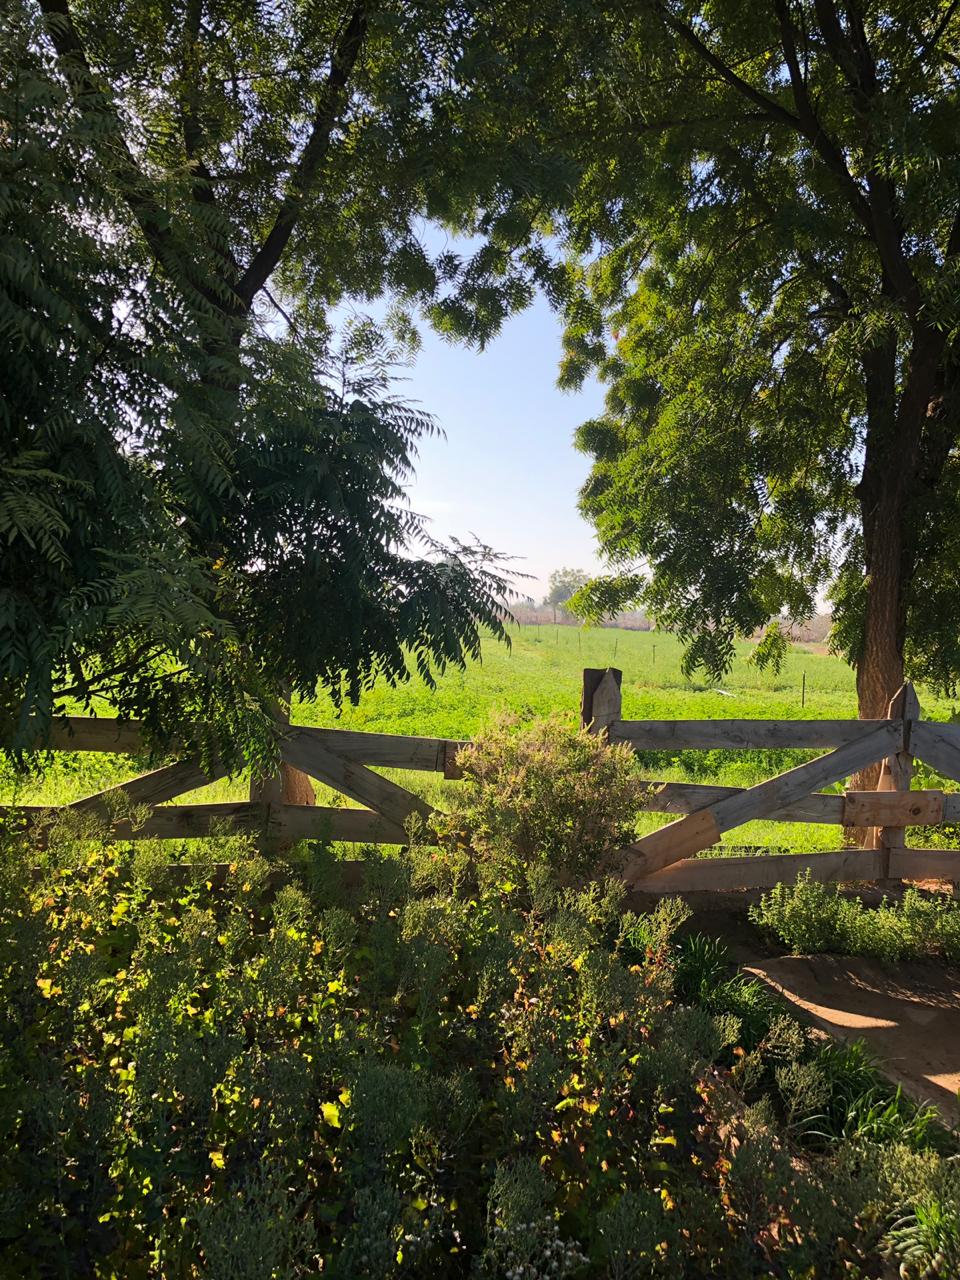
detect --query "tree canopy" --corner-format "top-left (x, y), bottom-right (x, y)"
top-left (8, 0), bottom-right (957, 749)
top-left (558, 0), bottom-right (960, 717)
top-left (1, 0), bottom-right (582, 761)
top-left (543, 568), bottom-right (591, 608)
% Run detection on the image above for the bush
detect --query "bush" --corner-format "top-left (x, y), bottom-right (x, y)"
top-left (673, 921), bottom-right (945, 1156)
top-left (431, 714), bottom-right (647, 882)
top-left (1, 832), bottom-right (719, 1277)
top-left (749, 873), bottom-right (960, 964)
top-left (3, 769), bottom-right (958, 1276)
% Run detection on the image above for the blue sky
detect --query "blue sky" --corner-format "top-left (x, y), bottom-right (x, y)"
top-left (384, 294), bottom-right (609, 601)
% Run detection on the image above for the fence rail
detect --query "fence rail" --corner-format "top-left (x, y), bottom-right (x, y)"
top-left (4, 669), bottom-right (959, 893)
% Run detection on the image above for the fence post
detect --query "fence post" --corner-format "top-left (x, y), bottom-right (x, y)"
top-left (581, 667), bottom-right (623, 736)
top-left (875, 682), bottom-right (920, 885)
top-left (249, 694), bottom-right (315, 852)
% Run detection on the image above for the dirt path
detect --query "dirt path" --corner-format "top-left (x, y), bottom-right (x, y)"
top-left (741, 953), bottom-right (960, 1127)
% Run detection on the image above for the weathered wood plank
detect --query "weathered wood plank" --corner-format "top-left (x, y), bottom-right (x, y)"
top-left (5, 802), bottom-right (409, 845)
top-left (911, 722), bottom-right (960, 784)
top-left (635, 849), bottom-right (884, 893)
top-left (68, 759), bottom-right (228, 814)
top-left (581, 668), bottom-right (622, 732)
top-left (639, 781), bottom-right (844, 823)
top-left (129, 802), bottom-right (259, 838)
top-left (5, 801), bottom-right (259, 845)
top-left (611, 718), bottom-right (893, 751)
top-left (622, 809), bottom-right (721, 882)
top-left (621, 723), bottom-right (901, 885)
top-left (880, 685), bottom-right (921, 794)
top-left (31, 717), bottom-right (149, 754)
top-left (19, 717), bottom-right (467, 772)
top-left (587, 669), bottom-right (623, 736)
top-left (843, 789), bottom-right (944, 827)
top-left (271, 805), bottom-right (407, 844)
top-left (889, 849), bottom-right (960, 881)
top-left (296, 726), bottom-right (466, 771)
top-left (874, 684), bottom-right (921, 873)
top-left (281, 729), bottom-right (432, 831)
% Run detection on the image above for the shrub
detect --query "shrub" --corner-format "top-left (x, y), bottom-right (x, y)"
top-left (748, 873), bottom-right (854, 953)
top-left (431, 714), bottom-right (647, 881)
top-left (750, 873), bottom-right (960, 964)
top-left (0, 833), bottom-right (712, 1277)
top-left (3, 819), bottom-right (956, 1275)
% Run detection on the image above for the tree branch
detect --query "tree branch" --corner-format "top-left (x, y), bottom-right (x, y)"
top-left (809, 0), bottom-right (922, 314)
top-left (657, 3), bottom-right (804, 133)
top-left (235, 3), bottom-right (368, 309)
top-left (914, 0), bottom-right (960, 68)
top-left (179, 0), bottom-right (215, 205)
top-left (662, 1), bottom-right (875, 240)
top-left (730, 149), bottom-right (853, 310)
top-left (38, 0), bottom-right (238, 315)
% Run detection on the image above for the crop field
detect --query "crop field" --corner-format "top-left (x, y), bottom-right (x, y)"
top-left (4, 625), bottom-right (958, 855)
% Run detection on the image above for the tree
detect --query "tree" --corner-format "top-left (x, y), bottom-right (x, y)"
top-left (543, 568), bottom-right (591, 608)
top-left (558, 0), bottom-right (960, 721)
top-left (1, 0), bottom-right (580, 761)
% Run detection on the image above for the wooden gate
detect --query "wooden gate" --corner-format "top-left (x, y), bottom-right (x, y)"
top-left (581, 669), bottom-right (960, 891)
top-left (5, 714), bottom-right (463, 850)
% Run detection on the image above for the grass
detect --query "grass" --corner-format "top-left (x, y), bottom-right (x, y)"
top-left (3, 625), bottom-right (959, 855)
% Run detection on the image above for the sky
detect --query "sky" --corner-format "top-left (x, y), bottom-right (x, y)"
top-left (380, 295), bottom-right (609, 601)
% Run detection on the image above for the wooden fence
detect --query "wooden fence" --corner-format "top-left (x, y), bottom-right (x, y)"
top-left (582, 668), bottom-right (960, 892)
top-left (4, 668), bottom-right (959, 894)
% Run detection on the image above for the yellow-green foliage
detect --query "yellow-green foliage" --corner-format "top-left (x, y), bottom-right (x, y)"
top-left (2, 809), bottom-right (957, 1278)
top-left (751, 874), bottom-right (960, 965)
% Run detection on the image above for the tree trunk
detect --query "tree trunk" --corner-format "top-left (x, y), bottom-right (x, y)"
top-left (281, 763), bottom-right (315, 807)
top-left (848, 328), bottom-right (944, 837)
top-left (857, 332), bottom-right (906, 718)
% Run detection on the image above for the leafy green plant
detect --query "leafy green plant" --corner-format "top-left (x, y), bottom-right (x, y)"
top-left (886, 1194), bottom-right (960, 1279)
top-left (750, 874), bottom-right (960, 964)
top-left (801, 1042), bottom-right (940, 1152)
top-left (673, 933), bottom-right (730, 1002)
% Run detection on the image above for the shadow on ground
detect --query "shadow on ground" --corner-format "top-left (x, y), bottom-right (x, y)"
top-left (743, 954), bottom-right (960, 1127)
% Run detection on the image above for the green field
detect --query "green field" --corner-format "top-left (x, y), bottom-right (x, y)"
top-left (5, 625), bottom-right (958, 854)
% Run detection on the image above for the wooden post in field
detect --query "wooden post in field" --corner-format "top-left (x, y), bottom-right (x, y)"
top-left (581, 668), bottom-right (623, 737)
top-left (874, 682), bottom-right (920, 885)
top-left (249, 693), bottom-right (315, 852)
